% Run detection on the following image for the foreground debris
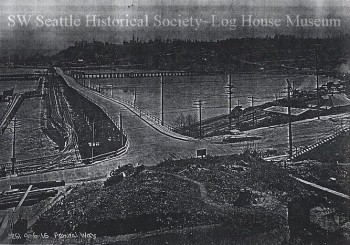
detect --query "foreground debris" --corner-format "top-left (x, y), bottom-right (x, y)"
top-left (30, 150), bottom-right (350, 244)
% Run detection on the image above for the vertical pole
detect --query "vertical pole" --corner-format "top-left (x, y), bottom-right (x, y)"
top-left (110, 85), bottom-right (113, 96)
top-left (251, 97), bottom-right (255, 127)
top-left (316, 46), bottom-right (320, 119)
top-left (91, 119), bottom-right (95, 164)
top-left (237, 100), bottom-right (240, 125)
top-left (61, 110), bottom-right (64, 131)
top-left (287, 79), bottom-right (293, 160)
top-left (134, 87), bottom-right (137, 106)
top-left (161, 76), bottom-right (164, 125)
top-left (119, 113), bottom-right (123, 146)
top-left (11, 117), bottom-right (16, 175)
top-left (340, 117), bottom-right (343, 130)
top-left (60, 89), bottom-right (64, 131)
top-left (99, 83), bottom-right (101, 93)
top-left (228, 74), bottom-right (232, 130)
top-left (199, 101), bottom-right (202, 138)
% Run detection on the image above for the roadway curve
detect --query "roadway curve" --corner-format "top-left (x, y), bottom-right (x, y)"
top-left (58, 69), bottom-right (240, 163)
top-left (0, 70), bottom-right (239, 190)
top-left (1, 69), bottom-right (348, 190)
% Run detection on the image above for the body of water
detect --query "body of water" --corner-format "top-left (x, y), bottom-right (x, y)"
top-left (0, 68), bottom-right (337, 164)
top-left (0, 68), bottom-right (57, 164)
top-left (90, 72), bottom-right (333, 127)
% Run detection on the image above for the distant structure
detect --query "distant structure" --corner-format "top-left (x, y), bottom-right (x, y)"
top-left (0, 88), bottom-right (14, 102)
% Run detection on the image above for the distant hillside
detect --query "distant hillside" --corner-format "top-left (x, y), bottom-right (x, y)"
top-left (51, 35), bottom-right (350, 74)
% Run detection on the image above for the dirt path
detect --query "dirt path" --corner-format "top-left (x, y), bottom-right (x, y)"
top-left (159, 171), bottom-right (234, 212)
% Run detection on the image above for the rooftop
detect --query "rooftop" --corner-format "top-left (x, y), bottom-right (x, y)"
top-left (325, 94), bottom-right (350, 108)
top-left (264, 106), bottom-right (310, 116)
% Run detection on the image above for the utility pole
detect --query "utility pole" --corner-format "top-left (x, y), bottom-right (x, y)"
top-left (160, 76), bottom-right (164, 125)
top-left (61, 111), bottom-right (64, 131)
top-left (237, 100), bottom-right (240, 125)
top-left (251, 96), bottom-right (255, 127)
top-left (315, 45), bottom-right (320, 119)
top-left (119, 113), bottom-right (123, 146)
top-left (248, 96), bottom-right (258, 127)
top-left (91, 119), bottom-right (95, 164)
top-left (133, 87), bottom-right (137, 106)
top-left (59, 89), bottom-right (65, 130)
top-left (11, 117), bottom-right (17, 175)
top-left (193, 100), bottom-right (204, 138)
top-left (199, 101), bottom-right (202, 138)
top-left (225, 74), bottom-right (234, 130)
top-left (250, 97), bottom-right (255, 107)
top-left (286, 79), bottom-right (293, 160)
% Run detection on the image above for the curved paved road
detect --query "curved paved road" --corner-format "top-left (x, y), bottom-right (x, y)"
top-left (60, 69), bottom-right (240, 162)
top-left (1, 70), bottom-right (348, 191)
top-left (0, 71), bottom-right (240, 190)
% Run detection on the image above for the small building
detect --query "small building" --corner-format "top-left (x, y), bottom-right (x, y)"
top-left (264, 106), bottom-right (312, 121)
top-left (321, 94), bottom-right (350, 113)
top-left (1, 88), bottom-right (14, 102)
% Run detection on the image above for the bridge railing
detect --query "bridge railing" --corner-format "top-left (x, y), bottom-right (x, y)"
top-left (0, 73), bottom-right (41, 81)
top-left (79, 135), bottom-right (129, 164)
top-left (77, 78), bottom-right (176, 132)
top-left (111, 95), bottom-right (175, 131)
top-left (15, 134), bottom-right (130, 176)
top-left (69, 71), bottom-right (201, 79)
top-left (74, 84), bottom-right (130, 137)
top-left (56, 72), bottom-right (130, 161)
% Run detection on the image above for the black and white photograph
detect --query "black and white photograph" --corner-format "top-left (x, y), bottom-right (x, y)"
top-left (0, 0), bottom-right (349, 244)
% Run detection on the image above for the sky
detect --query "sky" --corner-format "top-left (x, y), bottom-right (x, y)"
top-left (0, 0), bottom-right (349, 57)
